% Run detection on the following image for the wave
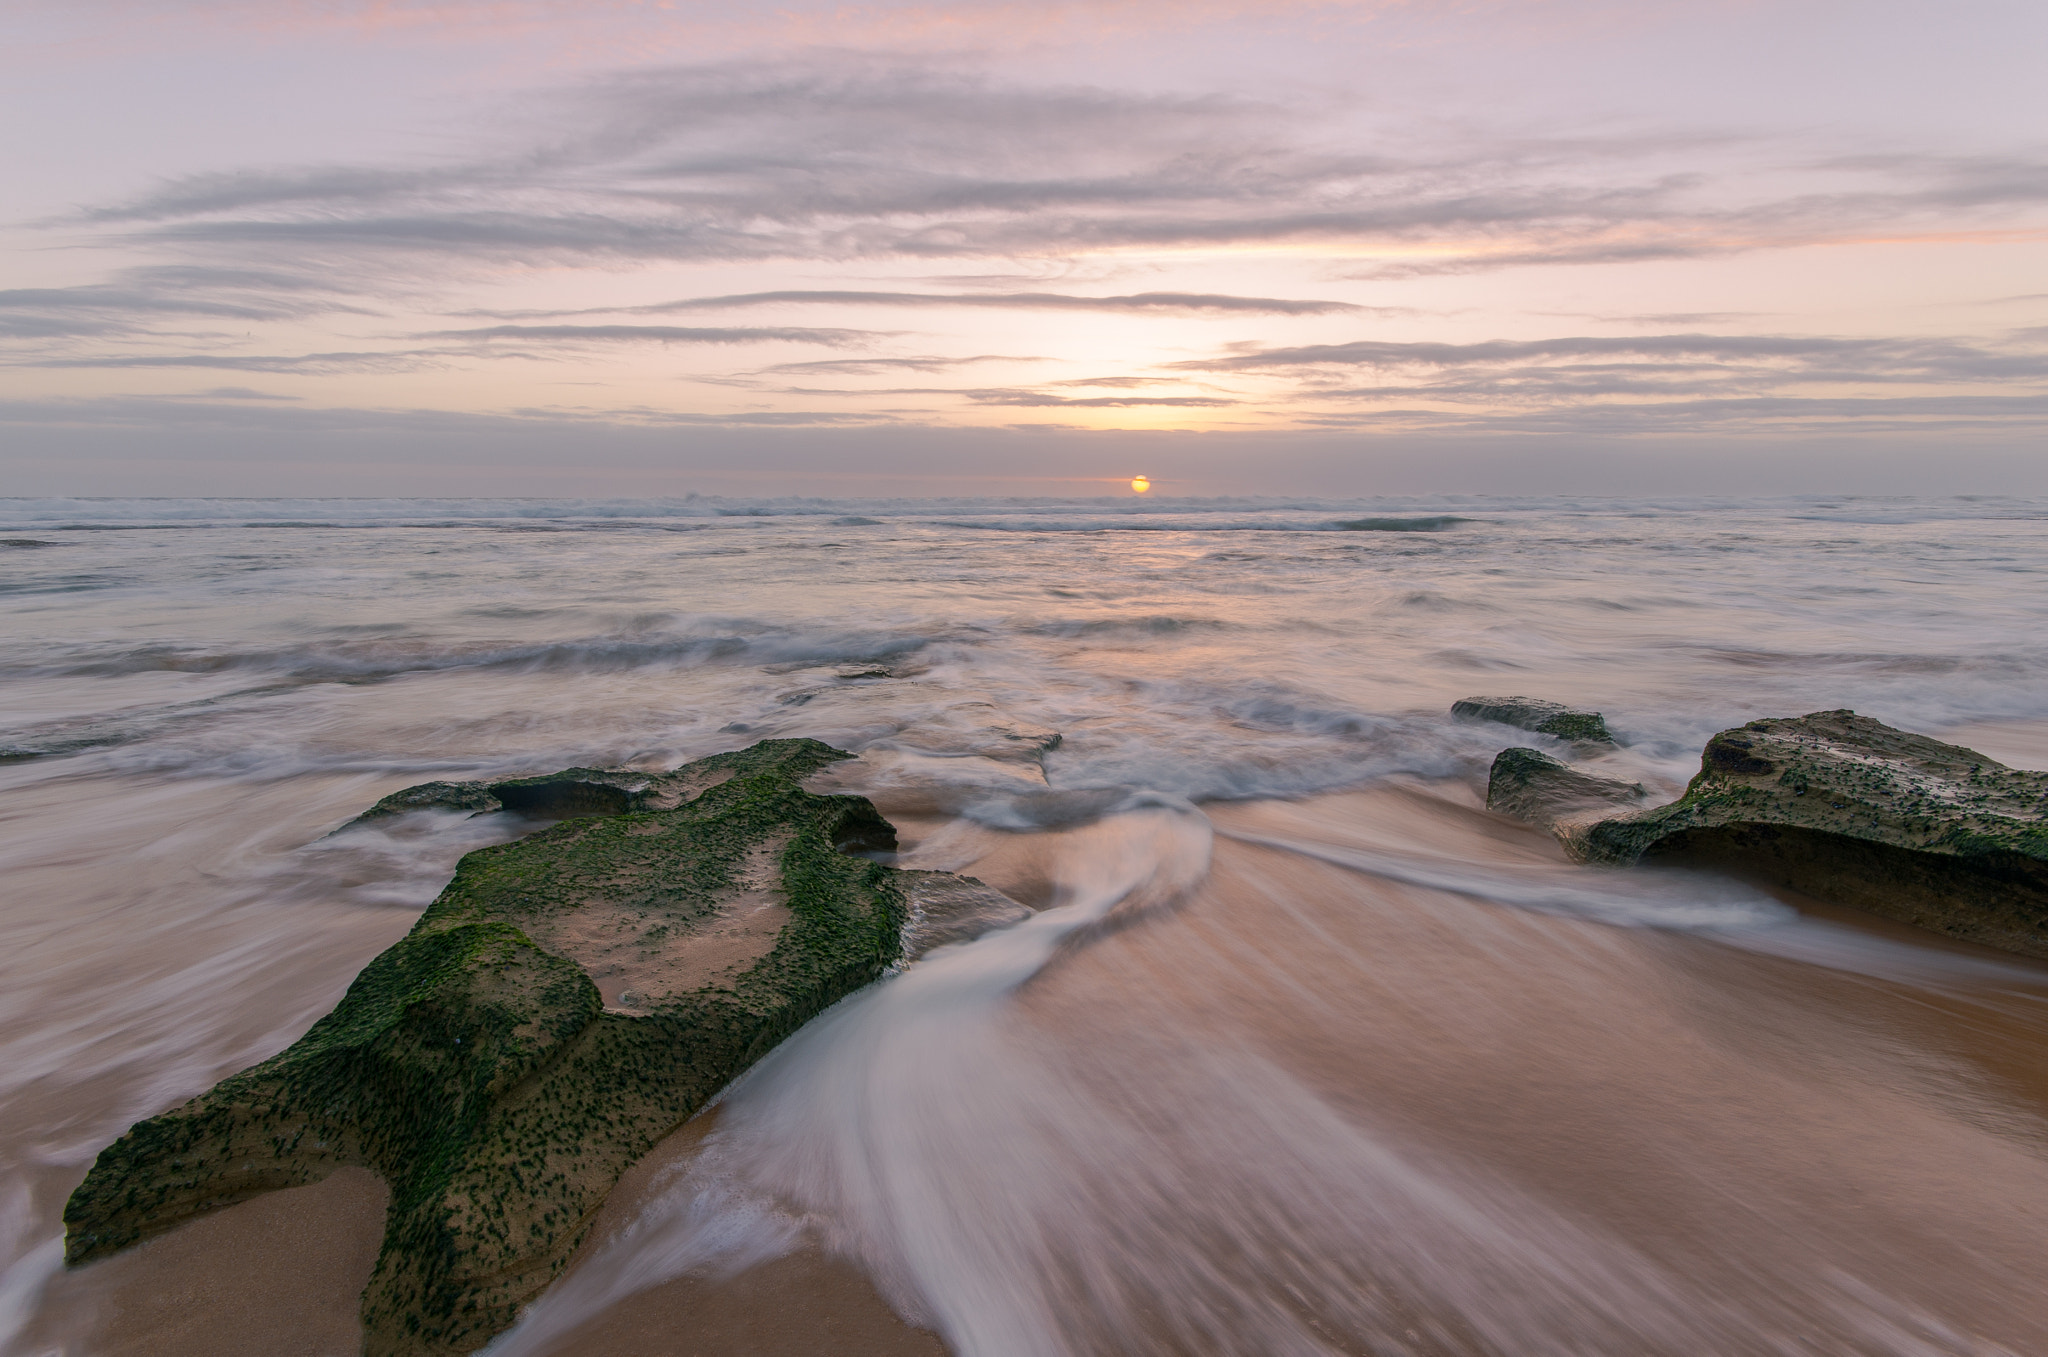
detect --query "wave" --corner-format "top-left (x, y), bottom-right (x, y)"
top-left (1330, 516), bottom-right (1471, 532)
top-left (1018, 615), bottom-right (1232, 638)
top-left (1, 625), bottom-right (946, 684)
top-left (1220, 828), bottom-right (1790, 931)
top-left (5, 495), bottom-right (2044, 544)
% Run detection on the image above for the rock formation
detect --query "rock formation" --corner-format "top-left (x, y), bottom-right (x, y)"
top-left (64, 737), bottom-right (1026, 1356)
top-left (1577, 710), bottom-right (2048, 957)
top-left (1485, 747), bottom-right (1646, 833)
top-left (346, 760), bottom-right (742, 827)
top-left (1452, 696), bottom-right (1615, 746)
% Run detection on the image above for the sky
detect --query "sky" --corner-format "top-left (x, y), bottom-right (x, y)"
top-left (3, 0), bottom-right (2046, 496)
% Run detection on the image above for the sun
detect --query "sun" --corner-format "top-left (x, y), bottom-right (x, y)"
top-left (1130, 474), bottom-right (1151, 494)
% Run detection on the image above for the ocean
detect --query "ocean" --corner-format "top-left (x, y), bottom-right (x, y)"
top-left (3, 494), bottom-right (2047, 1355)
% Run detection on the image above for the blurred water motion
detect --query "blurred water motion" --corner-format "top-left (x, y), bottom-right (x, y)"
top-left (4, 495), bottom-right (2048, 1355)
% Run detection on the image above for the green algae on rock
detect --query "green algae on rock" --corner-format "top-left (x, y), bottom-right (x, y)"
top-left (1452, 696), bottom-right (1615, 746)
top-left (350, 766), bottom-right (679, 824)
top-left (1576, 711), bottom-right (2048, 958)
top-left (1485, 747), bottom-right (1646, 834)
top-left (63, 738), bottom-right (922, 1357)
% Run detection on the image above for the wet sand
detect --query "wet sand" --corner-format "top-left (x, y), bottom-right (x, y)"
top-left (17, 770), bottom-right (2048, 1355)
top-left (26, 1131), bottom-right (945, 1357)
top-left (525, 1252), bottom-right (947, 1357)
top-left (519, 1112), bottom-right (946, 1357)
top-left (26, 1168), bottom-right (388, 1357)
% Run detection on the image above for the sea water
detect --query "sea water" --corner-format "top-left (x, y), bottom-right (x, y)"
top-left (3, 495), bottom-right (2047, 1355)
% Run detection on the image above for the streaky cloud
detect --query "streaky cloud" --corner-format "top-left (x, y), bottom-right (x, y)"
top-left (1172, 333), bottom-right (2048, 378)
top-left (957, 388), bottom-right (1239, 407)
top-left (0, 266), bottom-right (371, 342)
top-left (1290, 392), bottom-right (2048, 435)
top-left (74, 60), bottom-right (2048, 275)
top-left (462, 290), bottom-right (1361, 318)
top-left (17, 350), bottom-right (455, 374)
top-left (760, 355), bottom-right (1045, 376)
top-left (417, 323), bottom-right (878, 346)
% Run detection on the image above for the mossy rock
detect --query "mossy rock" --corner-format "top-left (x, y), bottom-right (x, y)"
top-left (1576, 711), bottom-right (2048, 957)
top-left (1452, 696), bottom-right (1615, 745)
top-left (1485, 746), bottom-right (1645, 832)
top-left (350, 768), bottom-right (654, 823)
top-left (64, 738), bottom-right (916, 1356)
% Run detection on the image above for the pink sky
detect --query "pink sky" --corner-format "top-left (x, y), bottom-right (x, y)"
top-left (4, 0), bottom-right (2045, 494)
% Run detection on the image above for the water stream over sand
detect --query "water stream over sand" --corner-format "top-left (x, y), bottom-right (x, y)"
top-left (4, 495), bottom-right (2047, 1355)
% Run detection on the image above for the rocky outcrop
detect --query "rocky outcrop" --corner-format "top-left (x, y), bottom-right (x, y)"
top-left (1486, 747), bottom-right (1646, 832)
top-left (64, 737), bottom-right (1020, 1357)
top-left (1452, 696), bottom-right (1615, 745)
top-left (346, 763), bottom-right (732, 825)
top-left (1577, 710), bottom-right (2048, 957)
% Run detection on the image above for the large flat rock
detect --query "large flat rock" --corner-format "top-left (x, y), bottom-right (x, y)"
top-left (1576, 710), bottom-right (2048, 957)
top-left (63, 738), bottom-right (1017, 1357)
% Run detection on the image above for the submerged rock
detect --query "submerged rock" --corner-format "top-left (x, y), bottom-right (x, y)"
top-left (1452, 696), bottom-right (1615, 745)
top-left (1577, 711), bottom-right (2048, 957)
top-left (899, 870), bottom-right (1033, 957)
top-left (1486, 747), bottom-right (1646, 833)
top-left (63, 738), bottom-right (996, 1357)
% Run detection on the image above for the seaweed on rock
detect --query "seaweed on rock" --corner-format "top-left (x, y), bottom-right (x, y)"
top-left (1575, 711), bottom-right (2048, 957)
top-left (64, 738), bottom-right (913, 1357)
top-left (1451, 696), bottom-right (1615, 746)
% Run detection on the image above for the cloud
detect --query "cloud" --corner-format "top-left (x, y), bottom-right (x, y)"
top-left (72, 60), bottom-right (2048, 278)
top-left (182, 386), bottom-right (302, 400)
top-left (0, 392), bottom-right (902, 433)
top-left (12, 321), bottom-right (876, 374)
top-left (1049, 375), bottom-right (1184, 388)
top-left (1171, 333), bottom-right (2048, 383)
top-left (770, 384), bottom-right (1238, 407)
top-left (956, 389), bottom-right (1238, 407)
top-left (17, 53), bottom-right (2048, 449)
top-left (759, 354), bottom-right (1045, 375)
top-left (17, 349), bottom-right (455, 374)
top-left (1287, 392), bottom-right (2048, 436)
top-left (1148, 329), bottom-right (2048, 427)
top-left (462, 290), bottom-right (1361, 319)
top-left (416, 323), bottom-right (878, 346)
top-left (1537, 310), bottom-right (1768, 327)
top-left (0, 266), bottom-right (367, 341)
top-left (509, 405), bottom-right (902, 426)
top-left (8, 389), bottom-right (2044, 453)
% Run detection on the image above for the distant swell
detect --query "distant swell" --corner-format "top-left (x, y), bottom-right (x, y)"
top-left (1329, 516), bottom-right (1471, 532)
top-left (10, 628), bottom-right (942, 683)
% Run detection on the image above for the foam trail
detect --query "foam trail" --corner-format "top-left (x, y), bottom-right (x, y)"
top-left (0, 1237), bottom-right (61, 1357)
top-left (1224, 827), bottom-right (2048, 996)
top-left (477, 1174), bottom-right (803, 1357)
top-left (490, 802), bottom-right (1215, 1355)
top-left (1217, 826), bottom-right (1792, 929)
top-left (498, 797), bottom-right (2048, 1357)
